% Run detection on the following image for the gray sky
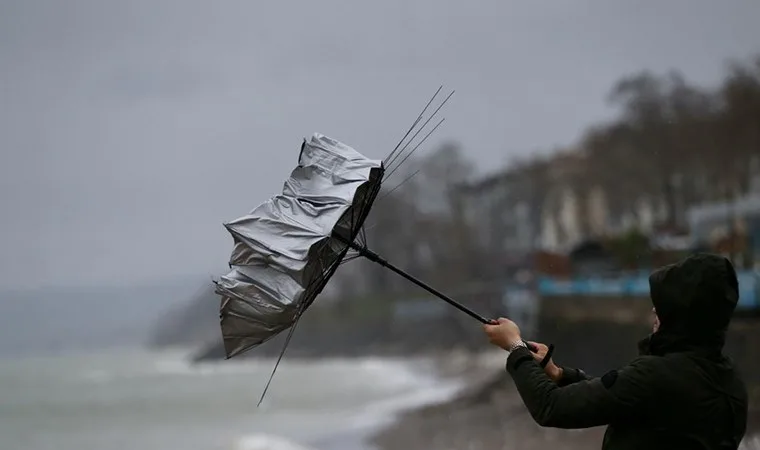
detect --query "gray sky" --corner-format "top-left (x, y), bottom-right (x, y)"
top-left (1, 0), bottom-right (759, 289)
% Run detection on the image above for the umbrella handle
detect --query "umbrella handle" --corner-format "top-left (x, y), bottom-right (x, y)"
top-left (483, 319), bottom-right (540, 352)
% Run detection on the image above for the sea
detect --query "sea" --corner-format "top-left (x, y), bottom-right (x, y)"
top-left (0, 348), bottom-right (463, 450)
top-left (4, 348), bottom-right (759, 450)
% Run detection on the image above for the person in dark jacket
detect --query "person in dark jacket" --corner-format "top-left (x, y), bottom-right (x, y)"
top-left (484, 253), bottom-right (748, 449)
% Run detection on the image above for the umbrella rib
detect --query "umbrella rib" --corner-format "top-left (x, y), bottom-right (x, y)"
top-left (357, 182), bottom-right (374, 246)
top-left (357, 175), bottom-right (391, 239)
top-left (384, 117), bottom-right (446, 181)
top-left (340, 254), bottom-right (362, 265)
top-left (385, 91), bottom-right (446, 171)
top-left (256, 242), bottom-right (345, 406)
top-left (377, 168), bottom-right (420, 202)
top-left (384, 85), bottom-right (443, 166)
top-left (256, 309), bottom-right (303, 407)
top-left (353, 194), bottom-right (369, 248)
top-left (385, 90), bottom-right (454, 177)
top-left (354, 170), bottom-right (384, 248)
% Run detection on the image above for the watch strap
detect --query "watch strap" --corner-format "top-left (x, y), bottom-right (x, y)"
top-left (508, 340), bottom-right (528, 353)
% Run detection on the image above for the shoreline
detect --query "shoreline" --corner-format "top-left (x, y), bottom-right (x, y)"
top-left (368, 352), bottom-right (760, 450)
top-left (187, 346), bottom-right (760, 449)
top-left (308, 349), bottom-right (506, 450)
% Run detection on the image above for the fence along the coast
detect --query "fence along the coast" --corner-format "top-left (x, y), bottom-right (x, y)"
top-left (537, 270), bottom-right (760, 311)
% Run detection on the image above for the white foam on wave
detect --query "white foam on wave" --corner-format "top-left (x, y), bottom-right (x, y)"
top-left (80, 369), bottom-right (113, 383)
top-left (76, 348), bottom-right (444, 389)
top-left (348, 374), bottom-right (464, 431)
top-left (336, 357), bottom-right (466, 432)
top-left (76, 351), bottom-right (269, 382)
top-left (232, 382), bottom-right (463, 450)
top-left (153, 357), bottom-right (194, 375)
top-left (231, 357), bottom-right (466, 450)
top-left (322, 357), bottom-right (467, 440)
top-left (101, 353), bottom-right (422, 380)
top-left (231, 433), bottom-right (317, 450)
top-left (356, 357), bottom-right (429, 389)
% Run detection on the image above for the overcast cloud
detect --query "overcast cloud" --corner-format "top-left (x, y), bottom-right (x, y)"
top-left (1, 0), bottom-right (759, 289)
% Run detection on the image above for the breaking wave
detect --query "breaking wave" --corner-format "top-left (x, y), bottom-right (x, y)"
top-left (231, 434), bottom-right (317, 450)
top-left (230, 359), bottom-right (465, 449)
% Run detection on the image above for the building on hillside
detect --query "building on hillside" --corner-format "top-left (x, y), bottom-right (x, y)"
top-left (686, 193), bottom-right (760, 268)
top-left (456, 172), bottom-right (538, 253)
top-left (602, 195), bottom-right (666, 236)
top-left (457, 147), bottom-right (696, 273)
top-left (687, 193), bottom-right (760, 241)
top-left (538, 150), bottom-right (592, 252)
top-left (454, 165), bottom-right (545, 276)
top-left (539, 149), bottom-right (673, 248)
top-left (458, 149), bottom-right (631, 259)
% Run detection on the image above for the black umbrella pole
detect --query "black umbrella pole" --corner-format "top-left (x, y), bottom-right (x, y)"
top-left (341, 239), bottom-right (544, 354)
top-left (344, 241), bottom-right (490, 323)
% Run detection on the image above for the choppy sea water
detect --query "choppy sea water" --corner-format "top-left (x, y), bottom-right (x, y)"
top-left (0, 348), bottom-right (462, 450)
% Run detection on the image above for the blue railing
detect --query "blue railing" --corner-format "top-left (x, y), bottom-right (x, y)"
top-left (537, 270), bottom-right (759, 310)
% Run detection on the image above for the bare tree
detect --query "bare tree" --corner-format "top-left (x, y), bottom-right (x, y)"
top-left (717, 57), bottom-right (760, 195)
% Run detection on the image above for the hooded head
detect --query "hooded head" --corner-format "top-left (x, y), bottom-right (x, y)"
top-left (641, 253), bottom-right (739, 356)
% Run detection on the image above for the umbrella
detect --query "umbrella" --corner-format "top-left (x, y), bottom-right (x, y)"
top-left (215, 133), bottom-right (385, 359)
top-left (214, 88), bottom-right (547, 404)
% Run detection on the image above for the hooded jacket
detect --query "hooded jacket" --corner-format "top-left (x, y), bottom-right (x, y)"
top-left (506, 254), bottom-right (748, 449)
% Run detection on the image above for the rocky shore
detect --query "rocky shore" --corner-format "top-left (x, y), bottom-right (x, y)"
top-left (369, 361), bottom-right (603, 450)
top-left (370, 359), bottom-right (760, 450)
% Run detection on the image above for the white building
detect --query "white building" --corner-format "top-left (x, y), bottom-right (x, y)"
top-left (456, 168), bottom-right (544, 256)
top-left (687, 193), bottom-right (760, 242)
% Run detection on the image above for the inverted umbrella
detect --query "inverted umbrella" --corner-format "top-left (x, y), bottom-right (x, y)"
top-left (215, 132), bottom-right (385, 358)
top-left (214, 89), bottom-right (548, 404)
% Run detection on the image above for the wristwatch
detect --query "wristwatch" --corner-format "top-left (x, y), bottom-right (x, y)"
top-left (506, 340), bottom-right (527, 355)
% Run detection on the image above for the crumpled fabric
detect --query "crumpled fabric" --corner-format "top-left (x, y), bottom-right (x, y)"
top-left (215, 133), bottom-right (383, 358)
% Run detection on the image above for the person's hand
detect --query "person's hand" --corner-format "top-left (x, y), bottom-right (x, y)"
top-left (483, 317), bottom-right (521, 350)
top-left (527, 341), bottom-right (563, 382)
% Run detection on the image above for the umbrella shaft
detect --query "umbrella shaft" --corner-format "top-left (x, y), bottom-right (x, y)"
top-left (341, 239), bottom-right (490, 324)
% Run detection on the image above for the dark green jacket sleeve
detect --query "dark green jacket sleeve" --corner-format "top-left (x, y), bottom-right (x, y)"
top-left (506, 347), bottom-right (658, 429)
top-left (556, 366), bottom-right (590, 387)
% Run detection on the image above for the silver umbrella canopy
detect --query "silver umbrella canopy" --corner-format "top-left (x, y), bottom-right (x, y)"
top-left (214, 133), bottom-right (384, 359)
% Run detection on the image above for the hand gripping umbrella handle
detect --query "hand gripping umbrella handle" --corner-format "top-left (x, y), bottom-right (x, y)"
top-left (338, 238), bottom-right (540, 353)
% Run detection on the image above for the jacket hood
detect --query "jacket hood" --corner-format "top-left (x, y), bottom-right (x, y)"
top-left (639, 253), bottom-right (739, 356)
